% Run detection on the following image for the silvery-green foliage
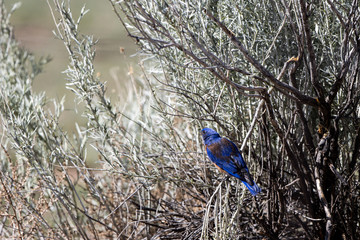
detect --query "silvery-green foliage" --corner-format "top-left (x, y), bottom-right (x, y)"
top-left (1, 0), bottom-right (359, 239)
top-left (113, 0), bottom-right (360, 239)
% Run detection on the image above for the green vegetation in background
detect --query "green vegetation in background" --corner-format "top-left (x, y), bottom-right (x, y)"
top-left (4, 0), bottom-right (138, 132)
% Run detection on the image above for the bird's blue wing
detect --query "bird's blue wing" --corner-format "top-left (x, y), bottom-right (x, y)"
top-left (206, 138), bottom-right (248, 179)
top-left (206, 138), bottom-right (261, 196)
top-left (223, 139), bottom-right (248, 168)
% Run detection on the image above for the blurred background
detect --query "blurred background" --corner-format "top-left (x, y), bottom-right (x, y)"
top-left (4, 0), bottom-right (138, 131)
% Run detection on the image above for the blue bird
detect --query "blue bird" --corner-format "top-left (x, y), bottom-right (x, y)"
top-left (201, 128), bottom-right (261, 196)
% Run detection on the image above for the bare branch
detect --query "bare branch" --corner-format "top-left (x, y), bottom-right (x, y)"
top-left (205, 9), bottom-right (319, 107)
top-left (299, 0), bottom-right (326, 101)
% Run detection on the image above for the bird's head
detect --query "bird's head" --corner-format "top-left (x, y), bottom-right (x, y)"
top-left (201, 128), bottom-right (221, 144)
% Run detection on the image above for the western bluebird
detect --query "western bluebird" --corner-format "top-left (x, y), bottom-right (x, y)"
top-left (201, 128), bottom-right (261, 196)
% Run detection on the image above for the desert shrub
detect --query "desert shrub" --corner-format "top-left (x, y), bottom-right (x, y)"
top-left (1, 0), bottom-right (359, 239)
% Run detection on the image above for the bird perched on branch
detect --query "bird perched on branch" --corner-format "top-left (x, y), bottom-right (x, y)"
top-left (201, 128), bottom-right (261, 196)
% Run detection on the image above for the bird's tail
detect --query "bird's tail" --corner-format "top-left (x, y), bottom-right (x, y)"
top-left (242, 181), bottom-right (261, 196)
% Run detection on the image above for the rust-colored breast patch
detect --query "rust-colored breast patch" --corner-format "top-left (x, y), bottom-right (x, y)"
top-left (214, 163), bottom-right (227, 174)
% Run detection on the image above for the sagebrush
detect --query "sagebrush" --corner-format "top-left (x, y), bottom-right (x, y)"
top-left (1, 0), bottom-right (359, 239)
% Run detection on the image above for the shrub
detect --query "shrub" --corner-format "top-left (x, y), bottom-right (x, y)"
top-left (1, 0), bottom-right (359, 239)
